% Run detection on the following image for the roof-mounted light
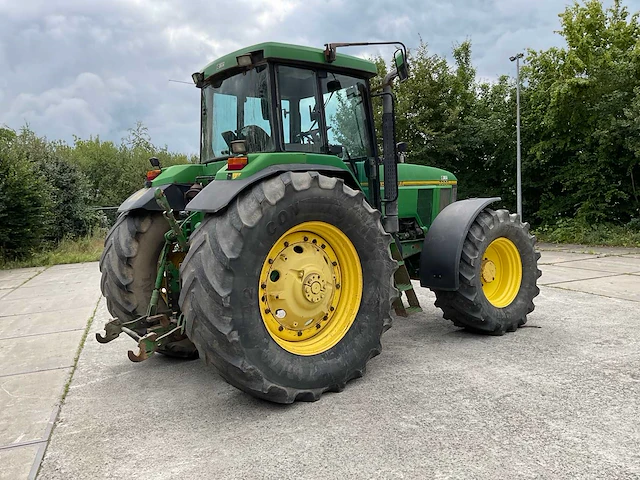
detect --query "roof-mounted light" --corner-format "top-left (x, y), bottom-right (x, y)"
top-left (191, 72), bottom-right (204, 88)
top-left (237, 54), bottom-right (253, 67)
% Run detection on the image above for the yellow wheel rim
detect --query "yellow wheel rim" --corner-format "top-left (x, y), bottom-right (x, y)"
top-left (259, 221), bottom-right (363, 356)
top-left (481, 238), bottom-right (522, 308)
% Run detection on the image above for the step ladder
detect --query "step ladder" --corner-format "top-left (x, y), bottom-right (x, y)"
top-left (391, 242), bottom-right (422, 317)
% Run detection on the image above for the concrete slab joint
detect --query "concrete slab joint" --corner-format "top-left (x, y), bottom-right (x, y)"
top-left (2, 248), bottom-right (640, 479)
top-left (0, 263), bottom-right (100, 480)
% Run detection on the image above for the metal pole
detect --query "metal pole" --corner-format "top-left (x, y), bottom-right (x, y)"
top-left (516, 57), bottom-right (522, 220)
top-left (510, 52), bottom-right (524, 221)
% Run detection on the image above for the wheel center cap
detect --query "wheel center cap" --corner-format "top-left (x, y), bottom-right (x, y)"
top-left (303, 273), bottom-right (326, 303)
top-left (482, 259), bottom-right (496, 283)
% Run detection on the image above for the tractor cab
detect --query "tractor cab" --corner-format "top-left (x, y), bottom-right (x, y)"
top-left (197, 43), bottom-right (376, 167)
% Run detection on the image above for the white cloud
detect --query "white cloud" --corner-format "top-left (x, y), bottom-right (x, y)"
top-left (0, 0), bottom-right (638, 154)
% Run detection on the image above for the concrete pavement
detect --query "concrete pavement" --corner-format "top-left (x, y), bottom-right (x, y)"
top-left (2, 244), bottom-right (640, 479)
top-left (0, 263), bottom-right (101, 480)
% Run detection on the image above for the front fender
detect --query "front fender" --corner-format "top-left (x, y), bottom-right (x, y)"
top-left (117, 184), bottom-right (191, 213)
top-left (186, 164), bottom-right (355, 214)
top-left (419, 197), bottom-right (501, 290)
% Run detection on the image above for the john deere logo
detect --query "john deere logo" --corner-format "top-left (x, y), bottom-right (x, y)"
top-left (216, 62), bottom-right (225, 70)
top-left (440, 175), bottom-right (449, 182)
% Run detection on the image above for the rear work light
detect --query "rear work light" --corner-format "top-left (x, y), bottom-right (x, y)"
top-left (146, 169), bottom-right (162, 181)
top-left (227, 156), bottom-right (248, 171)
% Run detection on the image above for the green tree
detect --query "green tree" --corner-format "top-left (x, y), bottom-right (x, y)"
top-left (524, 0), bottom-right (640, 225)
top-left (0, 127), bottom-right (51, 258)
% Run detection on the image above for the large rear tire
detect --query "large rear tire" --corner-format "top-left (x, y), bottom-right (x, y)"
top-left (433, 208), bottom-right (541, 335)
top-left (179, 172), bottom-right (397, 403)
top-left (100, 211), bottom-right (197, 358)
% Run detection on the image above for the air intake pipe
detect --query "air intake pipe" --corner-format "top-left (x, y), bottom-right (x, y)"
top-left (381, 71), bottom-right (399, 233)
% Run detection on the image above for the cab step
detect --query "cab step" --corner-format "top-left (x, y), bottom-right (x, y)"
top-left (391, 242), bottom-right (422, 317)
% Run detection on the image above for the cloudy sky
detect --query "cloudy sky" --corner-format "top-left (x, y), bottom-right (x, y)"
top-left (1, 0), bottom-right (638, 154)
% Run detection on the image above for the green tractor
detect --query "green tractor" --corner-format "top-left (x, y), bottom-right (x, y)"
top-left (98, 41), bottom-right (541, 403)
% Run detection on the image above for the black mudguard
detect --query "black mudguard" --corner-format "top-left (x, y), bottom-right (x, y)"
top-left (186, 164), bottom-right (354, 214)
top-left (419, 197), bottom-right (501, 290)
top-left (117, 184), bottom-right (191, 213)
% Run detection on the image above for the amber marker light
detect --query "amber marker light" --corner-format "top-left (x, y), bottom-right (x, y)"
top-left (227, 157), bottom-right (248, 170)
top-left (146, 169), bottom-right (162, 181)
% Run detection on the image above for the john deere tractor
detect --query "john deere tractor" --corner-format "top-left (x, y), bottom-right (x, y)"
top-left (98, 41), bottom-right (540, 403)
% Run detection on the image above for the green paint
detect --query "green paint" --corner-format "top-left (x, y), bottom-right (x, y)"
top-left (199, 42), bottom-right (378, 81)
top-left (395, 163), bottom-right (457, 183)
top-left (151, 161), bottom-right (226, 186)
top-left (215, 152), bottom-right (358, 183)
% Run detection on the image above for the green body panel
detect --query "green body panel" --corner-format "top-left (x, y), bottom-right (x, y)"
top-left (354, 162), bottom-right (457, 229)
top-left (394, 164), bottom-right (457, 229)
top-left (199, 42), bottom-right (378, 81)
top-left (396, 163), bottom-right (457, 183)
top-left (152, 157), bottom-right (454, 234)
top-left (151, 162), bottom-right (226, 186)
top-left (215, 152), bottom-right (357, 182)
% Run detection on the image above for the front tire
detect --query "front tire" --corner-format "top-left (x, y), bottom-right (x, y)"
top-left (179, 172), bottom-right (397, 403)
top-left (433, 208), bottom-right (541, 335)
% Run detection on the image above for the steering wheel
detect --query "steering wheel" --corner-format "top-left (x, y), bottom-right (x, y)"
top-left (240, 125), bottom-right (271, 152)
top-left (296, 126), bottom-right (331, 144)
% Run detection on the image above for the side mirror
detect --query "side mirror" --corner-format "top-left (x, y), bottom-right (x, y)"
top-left (394, 49), bottom-right (410, 83)
top-left (327, 79), bottom-right (342, 93)
top-left (149, 157), bottom-right (161, 168)
top-left (328, 144), bottom-right (343, 156)
top-left (396, 142), bottom-right (407, 163)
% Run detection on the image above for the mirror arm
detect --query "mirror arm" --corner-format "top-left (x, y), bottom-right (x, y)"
top-left (324, 41), bottom-right (407, 63)
top-left (383, 69), bottom-right (399, 88)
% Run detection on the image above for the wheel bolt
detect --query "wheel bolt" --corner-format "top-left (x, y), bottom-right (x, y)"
top-left (323, 315), bottom-right (328, 320)
top-left (330, 306), bottom-right (334, 311)
top-left (265, 309), bottom-right (271, 314)
top-left (297, 331), bottom-right (302, 336)
top-left (336, 284), bottom-right (340, 289)
top-left (284, 241), bottom-right (289, 247)
top-left (261, 283), bottom-right (266, 289)
top-left (321, 244), bottom-right (325, 249)
top-left (268, 259), bottom-right (273, 264)
top-left (261, 296), bottom-right (266, 302)
top-left (316, 324), bottom-right (321, 329)
top-left (278, 326), bottom-right (283, 331)
top-left (332, 261), bottom-right (337, 266)
top-left (312, 239), bottom-right (317, 244)
top-left (304, 236), bottom-right (308, 241)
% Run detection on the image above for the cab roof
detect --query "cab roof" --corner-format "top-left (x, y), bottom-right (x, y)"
top-left (198, 42), bottom-right (378, 81)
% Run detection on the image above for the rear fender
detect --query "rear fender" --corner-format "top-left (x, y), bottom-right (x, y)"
top-left (186, 164), bottom-right (358, 214)
top-left (419, 197), bottom-right (501, 290)
top-left (117, 184), bottom-right (191, 213)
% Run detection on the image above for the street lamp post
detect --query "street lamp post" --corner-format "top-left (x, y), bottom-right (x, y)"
top-left (510, 52), bottom-right (524, 221)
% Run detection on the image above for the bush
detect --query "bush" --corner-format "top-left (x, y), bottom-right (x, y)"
top-left (0, 123), bottom-right (191, 264)
top-left (535, 218), bottom-right (640, 247)
top-left (37, 153), bottom-right (102, 242)
top-left (0, 128), bottom-right (52, 258)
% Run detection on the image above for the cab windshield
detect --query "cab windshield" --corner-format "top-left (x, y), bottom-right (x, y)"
top-left (201, 65), bottom-right (273, 161)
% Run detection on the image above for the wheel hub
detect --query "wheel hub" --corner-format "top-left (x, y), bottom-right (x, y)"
top-left (481, 259), bottom-right (496, 283)
top-left (258, 221), bottom-right (363, 356)
top-left (303, 273), bottom-right (326, 303)
top-left (261, 231), bottom-right (338, 337)
top-left (481, 237), bottom-right (523, 308)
